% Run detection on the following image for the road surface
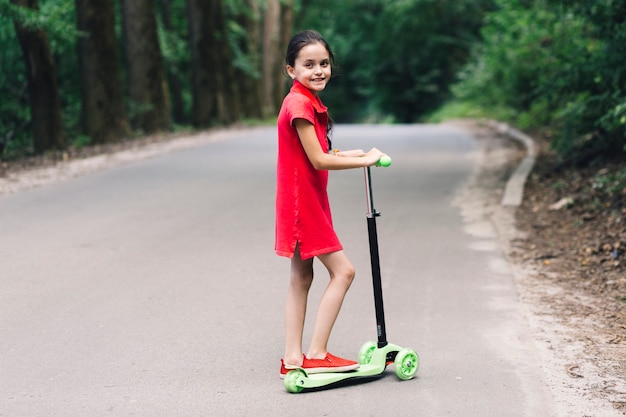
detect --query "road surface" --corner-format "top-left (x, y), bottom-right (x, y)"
top-left (1, 124), bottom-right (558, 416)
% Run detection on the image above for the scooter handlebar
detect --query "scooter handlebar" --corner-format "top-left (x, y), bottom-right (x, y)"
top-left (375, 155), bottom-right (392, 167)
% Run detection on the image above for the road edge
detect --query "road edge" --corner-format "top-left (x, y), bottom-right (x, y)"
top-left (483, 120), bottom-right (537, 207)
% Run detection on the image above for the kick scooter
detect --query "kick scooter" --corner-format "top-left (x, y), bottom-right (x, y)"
top-left (284, 155), bottom-right (419, 393)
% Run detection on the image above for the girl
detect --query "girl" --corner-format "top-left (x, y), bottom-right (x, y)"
top-left (275, 30), bottom-right (386, 377)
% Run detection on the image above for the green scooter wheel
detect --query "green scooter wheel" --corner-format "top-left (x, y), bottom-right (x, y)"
top-left (394, 348), bottom-right (419, 380)
top-left (358, 341), bottom-right (378, 365)
top-left (284, 370), bottom-right (305, 393)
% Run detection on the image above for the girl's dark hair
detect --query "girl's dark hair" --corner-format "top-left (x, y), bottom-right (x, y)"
top-left (285, 30), bottom-right (335, 68)
top-left (285, 30), bottom-right (336, 151)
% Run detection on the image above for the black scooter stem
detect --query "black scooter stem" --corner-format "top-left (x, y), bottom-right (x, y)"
top-left (367, 216), bottom-right (388, 348)
top-left (364, 166), bottom-right (388, 348)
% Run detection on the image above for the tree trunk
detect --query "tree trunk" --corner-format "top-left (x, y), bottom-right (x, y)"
top-left (212, 0), bottom-right (240, 124)
top-left (75, 0), bottom-right (131, 144)
top-left (120, 0), bottom-right (171, 133)
top-left (10, 0), bottom-right (65, 153)
top-left (262, 0), bottom-right (294, 116)
top-left (159, 0), bottom-right (187, 124)
top-left (262, 0), bottom-right (281, 116)
top-left (188, 0), bottom-right (214, 127)
top-left (235, 0), bottom-right (263, 119)
top-left (277, 0), bottom-right (294, 109)
top-left (188, 0), bottom-right (240, 127)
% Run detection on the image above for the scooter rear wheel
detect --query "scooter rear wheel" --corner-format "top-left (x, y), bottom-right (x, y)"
top-left (394, 348), bottom-right (419, 380)
top-left (284, 370), bottom-right (305, 393)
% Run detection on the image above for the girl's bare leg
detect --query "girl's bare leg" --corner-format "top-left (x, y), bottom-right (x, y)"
top-left (306, 250), bottom-right (355, 359)
top-left (284, 245), bottom-right (314, 366)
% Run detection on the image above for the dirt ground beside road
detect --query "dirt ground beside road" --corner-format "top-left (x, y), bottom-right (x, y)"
top-left (452, 120), bottom-right (626, 415)
top-left (2, 121), bottom-right (625, 415)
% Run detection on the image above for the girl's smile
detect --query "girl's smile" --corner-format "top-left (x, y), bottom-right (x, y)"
top-left (287, 43), bottom-right (331, 93)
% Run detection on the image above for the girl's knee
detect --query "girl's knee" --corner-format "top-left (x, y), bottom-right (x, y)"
top-left (346, 263), bottom-right (356, 280)
top-left (291, 247), bottom-right (314, 287)
top-left (319, 251), bottom-right (356, 286)
top-left (336, 263), bottom-right (355, 287)
top-left (291, 267), bottom-right (314, 289)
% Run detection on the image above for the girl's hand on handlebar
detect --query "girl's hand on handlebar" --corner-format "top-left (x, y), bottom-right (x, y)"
top-left (364, 148), bottom-right (386, 166)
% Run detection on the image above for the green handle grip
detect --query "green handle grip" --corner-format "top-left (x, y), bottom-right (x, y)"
top-left (375, 155), bottom-right (392, 167)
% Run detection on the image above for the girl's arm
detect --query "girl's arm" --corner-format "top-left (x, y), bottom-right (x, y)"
top-left (295, 119), bottom-right (384, 170)
top-left (334, 149), bottom-right (365, 157)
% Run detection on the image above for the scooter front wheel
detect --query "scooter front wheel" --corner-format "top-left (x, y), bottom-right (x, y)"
top-left (394, 348), bottom-right (419, 380)
top-left (284, 370), bottom-right (305, 393)
top-left (358, 341), bottom-right (378, 365)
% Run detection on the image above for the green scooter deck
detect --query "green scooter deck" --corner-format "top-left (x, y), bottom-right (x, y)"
top-left (283, 343), bottom-right (419, 393)
top-left (286, 363), bottom-right (386, 390)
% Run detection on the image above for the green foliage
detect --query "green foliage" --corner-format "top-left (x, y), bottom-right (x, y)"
top-left (223, 0), bottom-right (261, 78)
top-left (295, 0), bottom-right (383, 121)
top-left (0, 10), bottom-right (28, 157)
top-left (3, 0), bottom-right (622, 162)
top-left (157, 8), bottom-right (189, 78)
top-left (452, 0), bottom-right (626, 159)
top-left (297, 0), bottom-right (494, 123)
top-left (156, 0), bottom-right (192, 122)
top-left (454, 1), bottom-right (582, 121)
top-left (373, 0), bottom-right (495, 122)
top-left (71, 134), bottom-right (91, 150)
top-left (426, 99), bottom-right (514, 123)
top-left (0, 0), bottom-right (80, 47)
top-left (0, 0), bottom-right (81, 158)
top-left (598, 97), bottom-right (626, 151)
top-left (589, 167), bottom-right (626, 197)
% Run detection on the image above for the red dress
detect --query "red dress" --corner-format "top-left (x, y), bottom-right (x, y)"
top-left (275, 81), bottom-right (342, 260)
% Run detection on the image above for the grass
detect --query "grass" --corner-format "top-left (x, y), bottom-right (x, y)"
top-left (425, 100), bottom-right (516, 124)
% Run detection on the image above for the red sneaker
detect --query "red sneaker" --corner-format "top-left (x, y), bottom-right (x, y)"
top-left (279, 358), bottom-right (301, 379)
top-left (302, 353), bottom-right (359, 374)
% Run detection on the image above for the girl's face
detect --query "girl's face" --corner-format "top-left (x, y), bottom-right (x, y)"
top-left (287, 42), bottom-right (331, 94)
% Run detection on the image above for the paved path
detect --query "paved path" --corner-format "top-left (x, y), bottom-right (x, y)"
top-left (0, 125), bottom-right (556, 416)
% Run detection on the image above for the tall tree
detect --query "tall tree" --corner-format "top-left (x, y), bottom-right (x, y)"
top-left (10, 0), bottom-right (65, 153)
top-left (121, 0), bottom-right (171, 133)
top-left (232, 0), bottom-right (263, 119)
top-left (187, 0), bottom-right (212, 127)
top-left (75, 0), bottom-right (131, 144)
top-left (262, 0), bottom-right (294, 116)
top-left (188, 0), bottom-right (240, 127)
top-left (158, 0), bottom-right (187, 124)
top-left (211, 0), bottom-right (241, 123)
top-left (277, 0), bottom-right (293, 108)
top-left (262, 0), bottom-right (280, 116)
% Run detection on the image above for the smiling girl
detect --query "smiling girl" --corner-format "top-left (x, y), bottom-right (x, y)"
top-left (275, 30), bottom-right (387, 377)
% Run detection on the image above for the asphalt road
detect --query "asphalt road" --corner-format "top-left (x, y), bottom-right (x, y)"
top-left (0, 124), bottom-right (556, 416)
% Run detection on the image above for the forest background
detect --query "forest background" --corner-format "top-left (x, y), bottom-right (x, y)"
top-left (2, 0), bottom-right (625, 411)
top-left (1, 0), bottom-right (624, 164)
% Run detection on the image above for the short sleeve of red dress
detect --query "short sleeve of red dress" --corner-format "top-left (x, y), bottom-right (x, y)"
top-left (274, 81), bottom-right (342, 260)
